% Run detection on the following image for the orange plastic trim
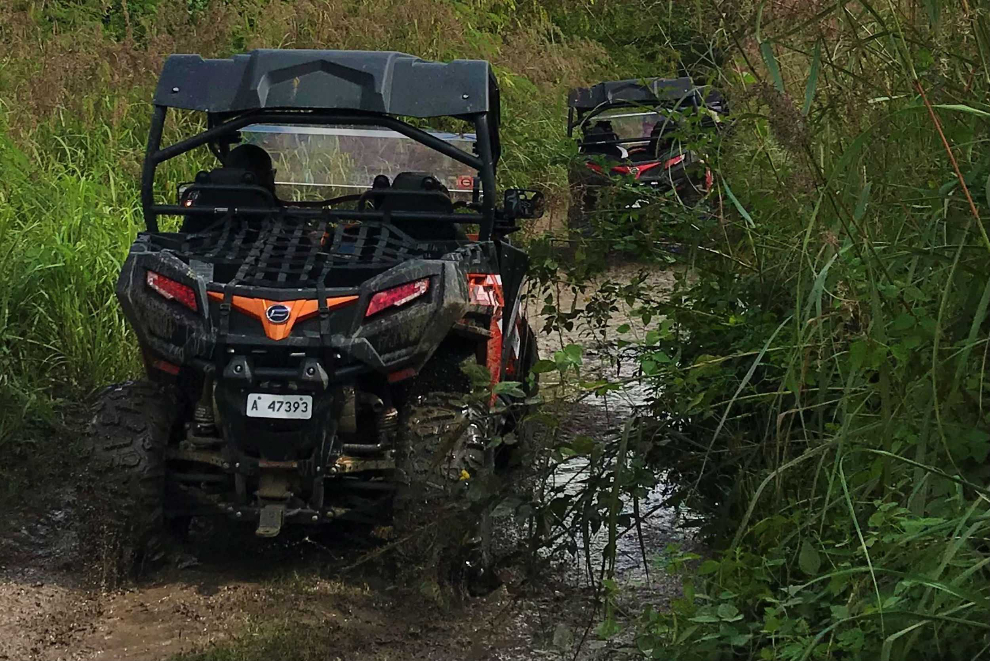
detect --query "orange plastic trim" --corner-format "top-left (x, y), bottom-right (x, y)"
top-left (207, 292), bottom-right (358, 341)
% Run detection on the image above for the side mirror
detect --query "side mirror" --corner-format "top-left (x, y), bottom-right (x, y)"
top-left (504, 188), bottom-right (546, 220)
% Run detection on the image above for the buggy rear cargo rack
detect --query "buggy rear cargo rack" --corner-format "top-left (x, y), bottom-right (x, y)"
top-left (175, 217), bottom-right (452, 288)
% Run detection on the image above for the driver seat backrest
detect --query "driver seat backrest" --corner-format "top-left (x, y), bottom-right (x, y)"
top-left (180, 168), bottom-right (276, 233)
top-left (380, 172), bottom-right (464, 242)
top-left (580, 121), bottom-right (623, 159)
top-left (648, 114), bottom-right (682, 158)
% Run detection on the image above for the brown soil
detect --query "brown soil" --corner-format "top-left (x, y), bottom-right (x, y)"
top-left (0, 514), bottom-right (605, 661)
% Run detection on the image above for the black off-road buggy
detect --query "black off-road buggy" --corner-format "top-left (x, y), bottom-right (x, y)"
top-left (90, 50), bottom-right (544, 570)
top-left (566, 76), bottom-right (725, 233)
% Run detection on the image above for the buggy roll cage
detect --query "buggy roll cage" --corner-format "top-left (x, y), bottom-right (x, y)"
top-left (140, 107), bottom-right (498, 239)
top-left (566, 76), bottom-right (705, 138)
top-left (140, 50), bottom-right (503, 239)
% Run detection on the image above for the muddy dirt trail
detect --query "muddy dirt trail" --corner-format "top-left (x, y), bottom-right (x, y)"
top-left (0, 265), bottom-right (694, 661)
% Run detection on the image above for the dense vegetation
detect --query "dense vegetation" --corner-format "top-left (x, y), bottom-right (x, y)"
top-left (554, 1), bottom-right (990, 658)
top-left (3, 0), bottom-right (990, 659)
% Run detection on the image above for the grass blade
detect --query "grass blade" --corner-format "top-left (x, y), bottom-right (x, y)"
top-left (760, 41), bottom-right (785, 92)
top-left (803, 42), bottom-right (821, 116)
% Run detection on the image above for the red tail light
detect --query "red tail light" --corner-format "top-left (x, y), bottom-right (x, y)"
top-left (588, 156), bottom-right (685, 181)
top-left (146, 271), bottom-right (198, 312)
top-left (365, 278), bottom-right (430, 318)
top-left (152, 359), bottom-right (181, 375)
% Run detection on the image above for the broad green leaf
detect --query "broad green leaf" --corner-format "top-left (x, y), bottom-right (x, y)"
top-left (675, 625), bottom-right (700, 645)
top-left (849, 340), bottom-right (869, 372)
top-left (570, 435), bottom-right (596, 456)
top-left (531, 359), bottom-right (558, 374)
top-left (717, 603), bottom-right (741, 621)
top-left (830, 605), bottom-right (850, 620)
top-left (563, 343), bottom-right (583, 361)
top-left (493, 380), bottom-right (525, 397)
top-left (698, 559), bottom-right (721, 575)
top-left (731, 633), bottom-right (753, 647)
top-left (553, 344), bottom-right (583, 369)
top-left (891, 313), bottom-right (916, 332)
top-left (799, 539), bottom-right (822, 575)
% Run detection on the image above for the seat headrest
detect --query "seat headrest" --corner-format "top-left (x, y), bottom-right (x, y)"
top-left (391, 172), bottom-right (448, 194)
top-left (198, 167), bottom-right (262, 187)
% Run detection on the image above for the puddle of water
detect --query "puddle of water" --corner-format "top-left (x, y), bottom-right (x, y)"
top-left (528, 266), bottom-right (700, 594)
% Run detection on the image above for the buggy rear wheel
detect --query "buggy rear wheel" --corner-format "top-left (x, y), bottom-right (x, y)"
top-left (86, 380), bottom-right (178, 578)
top-left (393, 392), bottom-right (499, 596)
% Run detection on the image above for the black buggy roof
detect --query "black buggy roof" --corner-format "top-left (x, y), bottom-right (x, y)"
top-left (567, 77), bottom-right (702, 112)
top-left (154, 49), bottom-right (498, 119)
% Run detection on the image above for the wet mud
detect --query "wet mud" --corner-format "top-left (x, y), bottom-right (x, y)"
top-left (0, 265), bottom-right (695, 661)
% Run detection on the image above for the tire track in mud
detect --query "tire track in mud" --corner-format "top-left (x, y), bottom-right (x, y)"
top-left (0, 264), bottom-right (694, 661)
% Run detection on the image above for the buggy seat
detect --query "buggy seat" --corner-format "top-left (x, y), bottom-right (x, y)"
top-left (180, 167), bottom-right (276, 233)
top-left (647, 114), bottom-right (683, 159)
top-left (579, 121), bottom-right (626, 160)
top-left (374, 172), bottom-right (466, 242)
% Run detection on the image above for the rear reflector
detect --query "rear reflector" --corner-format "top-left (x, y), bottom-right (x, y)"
top-left (146, 271), bottom-right (198, 312)
top-left (366, 278), bottom-right (430, 318)
top-left (387, 367), bottom-right (417, 383)
top-left (152, 359), bottom-right (181, 375)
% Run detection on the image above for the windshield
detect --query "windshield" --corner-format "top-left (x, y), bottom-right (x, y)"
top-left (582, 110), bottom-right (673, 142)
top-left (240, 125), bottom-right (478, 202)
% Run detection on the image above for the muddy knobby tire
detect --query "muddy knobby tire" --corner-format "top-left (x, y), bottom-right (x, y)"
top-left (394, 392), bottom-right (497, 596)
top-left (86, 380), bottom-right (177, 581)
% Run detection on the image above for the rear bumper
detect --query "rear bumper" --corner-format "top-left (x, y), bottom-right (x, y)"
top-left (164, 445), bottom-right (396, 525)
top-left (165, 495), bottom-right (391, 526)
top-left (117, 242), bottom-right (477, 383)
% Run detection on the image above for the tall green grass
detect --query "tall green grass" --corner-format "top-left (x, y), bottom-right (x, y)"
top-left (0, 117), bottom-right (143, 442)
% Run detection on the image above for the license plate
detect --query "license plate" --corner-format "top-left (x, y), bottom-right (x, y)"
top-left (246, 393), bottom-right (313, 420)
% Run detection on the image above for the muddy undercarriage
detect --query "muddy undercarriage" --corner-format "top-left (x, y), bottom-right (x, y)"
top-left (156, 360), bottom-right (499, 538)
